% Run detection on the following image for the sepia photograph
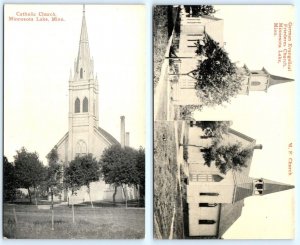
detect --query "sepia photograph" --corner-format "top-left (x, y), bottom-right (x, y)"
top-left (3, 4), bottom-right (145, 239)
top-left (153, 5), bottom-right (295, 239)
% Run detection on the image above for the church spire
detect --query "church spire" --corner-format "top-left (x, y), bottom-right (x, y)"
top-left (74, 5), bottom-right (93, 81)
top-left (257, 178), bottom-right (294, 195)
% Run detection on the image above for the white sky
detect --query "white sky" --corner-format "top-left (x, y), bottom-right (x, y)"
top-left (4, 5), bottom-right (146, 163)
top-left (194, 5), bottom-right (295, 239)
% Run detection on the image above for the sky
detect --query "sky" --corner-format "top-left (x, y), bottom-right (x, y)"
top-left (4, 5), bottom-right (146, 164)
top-left (194, 5), bottom-right (295, 239)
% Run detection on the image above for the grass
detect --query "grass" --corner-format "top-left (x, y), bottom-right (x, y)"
top-left (3, 204), bottom-right (144, 239)
top-left (153, 6), bottom-right (179, 88)
top-left (154, 121), bottom-right (183, 239)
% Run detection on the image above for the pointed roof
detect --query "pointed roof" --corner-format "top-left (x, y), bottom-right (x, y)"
top-left (74, 5), bottom-right (93, 81)
top-left (262, 67), bottom-right (294, 88)
top-left (261, 178), bottom-right (294, 195)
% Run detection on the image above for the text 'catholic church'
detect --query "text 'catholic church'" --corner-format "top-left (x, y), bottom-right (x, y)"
top-left (52, 7), bottom-right (136, 203)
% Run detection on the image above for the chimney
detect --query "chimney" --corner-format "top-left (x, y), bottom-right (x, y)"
top-left (125, 132), bottom-right (130, 147)
top-left (120, 116), bottom-right (125, 148)
top-left (253, 144), bottom-right (263, 150)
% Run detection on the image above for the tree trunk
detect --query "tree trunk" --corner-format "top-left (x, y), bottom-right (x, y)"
top-left (87, 187), bottom-right (94, 208)
top-left (27, 188), bottom-right (32, 203)
top-left (122, 184), bottom-right (128, 208)
top-left (34, 187), bottom-right (38, 206)
top-left (51, 189), bottom-right (54, 230)
top-left (112, 185), bottom-right (117, 205)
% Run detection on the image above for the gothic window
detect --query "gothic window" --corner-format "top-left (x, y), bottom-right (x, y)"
top-left (199, 203), bottom-right (217, 207)
top-left (80, 68), bottom-right (83, 79)
top-left (251, 81), bottom-right (261, 86)
top-left (252, 72), bottom-right (259, 74)
top-left (75, 140), bottom-right (87, 157)
top-left (83, 97), bottom-right (88, 112)
top-left (199, 220), bottom-right (216, 225)
top-left (75, 98), bottom-right (80, 113)
top-left (200, 192), bottom-right (219, 196)
top-left (93, 100), bottom-right (96, 115)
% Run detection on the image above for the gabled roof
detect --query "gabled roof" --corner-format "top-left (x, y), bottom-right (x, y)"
top-left (228, 128), bottom-right (256, 144)
top-left (97, 127), bottom-right (120, 145)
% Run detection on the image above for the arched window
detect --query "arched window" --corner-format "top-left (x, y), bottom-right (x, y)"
top-left (75, 140), bottom-right (87, 157)
top-left (75, 98), bottom-right (80, 113)
top-left (83, 97), bottom-right (88, 112)
top-left (251, 81), bottom-right (261, 86)
top-left (199, 220), bottom-right (216, 225)
top-left (199, 203), bottom-right (217, 207)
top-left (80, 68), bottom-right (83, 79)
top-left (200, 192), bottom-right (219, 196)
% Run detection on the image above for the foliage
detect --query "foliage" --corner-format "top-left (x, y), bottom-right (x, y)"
top-left (196, 121), bottom-right (231, 140)
top-left (45, 148), bottom-right (63, 204)
top-left (203, 142), bottom-right (252, 174)
top-left (64, 154), bottom-right (100, 195)
top-left (3, 156), bottom-right (18, 202)
top-left (184, 5), bottom-right (216, 17)
top-left (13, 147), bottom-right (46, 203)
top-left (135, 147), bottom-right (145, 202)
top-left (179, 104), bottom-right (202, 119)
top-left (99, 145), bottom-right (145, 204)
top-left (193, 34), bottom-right (244, 107)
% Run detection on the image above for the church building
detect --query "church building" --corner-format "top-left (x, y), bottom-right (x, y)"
top-left (172, 6), bottom-right (293, 106)
top-left (186, 123), bottom-right (294, 238)
top-left (52, 7), bottom-right (135, 203)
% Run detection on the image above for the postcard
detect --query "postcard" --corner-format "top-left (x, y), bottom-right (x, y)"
top-left (3, 4), bottom-right (145, 239)
top-left (153, 5), bottom-right (295, 239)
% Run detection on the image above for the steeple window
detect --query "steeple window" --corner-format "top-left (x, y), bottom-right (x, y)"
top-left (83, 97), bottom-right (88, 112)
top-left (80, 68), bottom-right (83, 79)
top-left (75, 98), bottom-right (80, 113)
top-left (200, 192), bottom-right (219, 196)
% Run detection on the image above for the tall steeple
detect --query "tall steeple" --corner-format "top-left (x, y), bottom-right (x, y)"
top-left (68, 5), bottom-right (99, 161)
top-left (255, 178), bottom-right (294, 196)
top-left (74, 5), bottom-right (94, 81)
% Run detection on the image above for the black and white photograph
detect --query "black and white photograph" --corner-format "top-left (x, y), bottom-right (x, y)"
top-left (153, 5), bottom-right (295, 239)
top-left (3, 4), bottom-right (145, 239)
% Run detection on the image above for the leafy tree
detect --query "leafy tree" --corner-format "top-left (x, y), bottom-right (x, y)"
top-left (192, 34), bottom-right (245, 107)
top-left (135, 147), bottom-right (145, 205)
top-left (14, 147), bottom-right (46, 204)
top-left (45, 148), bottom-right (63, 207)
top-left (196, 121), bottom-right (231, 140)
top-left (99, 145), bottom-right (142, 205)
top-left (184, 5), bottom-right (216, 17)
top-left (3, 156), bottom-right (18, 202)
top-left (64, 154), bottom-right (100, 208)
top-left (203, 142), bottom-right (252, 174)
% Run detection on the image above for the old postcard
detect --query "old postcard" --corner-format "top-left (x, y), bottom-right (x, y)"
top-left (3, 4), bottom-right (145, 239)
top-left (153, 5), bottom-right (295, 239)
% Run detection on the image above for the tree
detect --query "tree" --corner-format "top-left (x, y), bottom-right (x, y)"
top-left (135, 147), bottom-right (145, 206)
top-left (203, 142), bottom-right (252, 174)
top-left (45, 148), bottom-right (63, 207)
top-left (14, 147), bottom-right (46, 204)
top-left (184, 5), bottom-right (216, 17)
top-left (99, 145), bottom-right (142, 206)
top-left (3, 156), bottom-right (18, 202)
top-left (196, 121), bottom-right (231, 140)
top-left (64, 154), bottom-right (100, 208)
top-left (193, 34), bottom-right (245, 107)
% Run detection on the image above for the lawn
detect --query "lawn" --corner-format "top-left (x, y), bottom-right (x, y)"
top-left (3, 204), bottom-right (144, 239)
top-left (154, 121), bottom-right (183, 239)
top-left (153, 6), bottom-right (179, 88)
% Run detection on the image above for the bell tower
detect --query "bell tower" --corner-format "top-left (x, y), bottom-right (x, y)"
top-left (239, 65), bottom-right (293, 94)
top-left (252, 178), bottom-right (294, 196)
top-left (68, 5), bottom-right (99, 161)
